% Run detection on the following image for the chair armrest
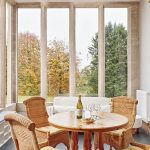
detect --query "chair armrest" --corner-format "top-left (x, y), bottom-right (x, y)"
top-left (130, 141), bottom-right (150, 150)
top-left (122, 128), bottom-right (134, 148)
top-left (122, 128), bottom-right (133, 138)
top-left (110, 128), bottom-right (133, 149)
top-left (47, 106), bottom-right (54, 115)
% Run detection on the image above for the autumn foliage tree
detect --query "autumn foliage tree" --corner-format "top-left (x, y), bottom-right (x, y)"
top-left (18, 33), bottom-right (69, 97)
top-left (47, 40), bottom-right (69, 96)
top-left (18, 22), bottom-right (127, 98)
top-left (18, 33), bottom-right (40, 96)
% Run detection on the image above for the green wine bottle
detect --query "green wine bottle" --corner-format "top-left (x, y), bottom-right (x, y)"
top-left (76, 95), bottom-right (83, 119)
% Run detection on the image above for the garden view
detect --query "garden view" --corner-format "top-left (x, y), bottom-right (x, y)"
top-left (18, 22), bottom-right (127, 102)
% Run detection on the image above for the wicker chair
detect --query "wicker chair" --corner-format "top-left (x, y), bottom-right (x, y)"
top-left (23, 97), bottom-right (70, 149)
top-left (123, 141), bottom-right (150, 150)
top-left (4, 113), bottom-right (57, 150)
top-left (94, 96), bottom-right (138, 150)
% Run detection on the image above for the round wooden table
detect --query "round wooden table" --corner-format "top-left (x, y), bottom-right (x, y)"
top-left (48, 111), bottom-right (128, 150)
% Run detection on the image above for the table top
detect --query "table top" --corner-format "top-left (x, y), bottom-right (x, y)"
top-left (48, 111), bottom-right (128, 132)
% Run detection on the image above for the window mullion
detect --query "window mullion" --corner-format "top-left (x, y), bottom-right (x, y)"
top-left (127, 5), bottom-right (139, 97)
top-left (7, 4), bottom-right (17, 104)
top-left (98, 5), bottom-right (105, 97)
top-left (40, 3), bottom-right (47, 99)
top-left (69, 4), bottom-right (76, 96)
top-left (0, 0), bottom-right (6, 107)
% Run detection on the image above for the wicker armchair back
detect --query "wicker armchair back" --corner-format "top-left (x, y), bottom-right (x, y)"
top-left (94, 96), bottom-right (138, 150)
top-left (23, 97), bottom-right (70, 149)
top-left (23, 97), bottom-right (49, 128)
top-left (5, 113), bottom-right (40, 150)
top-left (111, 96), bottom-right (138, 129)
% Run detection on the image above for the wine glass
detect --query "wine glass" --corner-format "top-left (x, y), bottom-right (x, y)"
top-left (93, 104), bottom-right (101, 119)
top-left (86, 104), bottom-right (93, 118)
top-left (82, 105), bottom-right (90, 119)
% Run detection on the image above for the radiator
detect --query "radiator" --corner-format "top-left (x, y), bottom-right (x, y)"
top-left (136, 90), bottom-right (150, 123)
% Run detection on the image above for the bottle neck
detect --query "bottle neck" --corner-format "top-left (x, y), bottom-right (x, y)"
top-left (78, 95), bottom-right (81, 100)
top-left (78, 99), bottom-right (81, 103)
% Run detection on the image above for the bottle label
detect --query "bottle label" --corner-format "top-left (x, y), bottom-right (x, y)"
top-left (76, 109), bottom-right (83, 117)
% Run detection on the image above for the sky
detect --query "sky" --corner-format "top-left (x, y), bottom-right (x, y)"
top-left (18, 8), bottom-right (127, 69)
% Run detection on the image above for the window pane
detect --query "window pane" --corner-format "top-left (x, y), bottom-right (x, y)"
top-left (18, 9), bottom-right (40, 102)
top-left (47, 9), bottom-right (69, 101)
top-left (76, 8), bottom-right (98, 96)
top-left (105, 8), bottom-right (128, 97)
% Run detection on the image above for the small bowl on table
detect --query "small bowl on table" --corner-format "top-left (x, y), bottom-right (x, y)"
top-left (81, 118), bottom-right (95, 124)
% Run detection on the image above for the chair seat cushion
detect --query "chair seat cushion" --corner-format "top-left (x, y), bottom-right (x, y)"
top-left (37, 135), bottom-right (48, 147)
top-left (123, 146), bottom-right (143, 150)
top-left (107, 128), bottom-right (126, 136)
top-left (36, 125), bottom-right (64, 135)
top-left (41, 146), bottom-right (57, 150)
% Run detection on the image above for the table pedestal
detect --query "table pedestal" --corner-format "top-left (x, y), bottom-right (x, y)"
top-left (71, 131), bottom-right (104, 150)
top-left (84, 132), bottom-right (92, 150)
top-left (71, 132), bottom-right (78, 150)
top-left (94, 132), bottom-right (104, 150)
top-left (98, 132), bottom-right (104, 150)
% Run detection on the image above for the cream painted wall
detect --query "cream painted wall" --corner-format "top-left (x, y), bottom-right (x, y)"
top-left (139, 0), bottom-right (150, 91)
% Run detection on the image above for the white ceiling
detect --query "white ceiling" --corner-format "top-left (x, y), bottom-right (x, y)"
top-left (14, 0), bottom-right (140, 3)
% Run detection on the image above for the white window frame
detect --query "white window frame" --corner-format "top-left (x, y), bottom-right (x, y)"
top-left (0, 1), bottom-right (139, 105)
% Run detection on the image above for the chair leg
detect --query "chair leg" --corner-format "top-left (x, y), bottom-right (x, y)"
top-left (110, 146), bottom-right (112, 150)
top-left (58, 132), bottom-right (70, 150)
top-left (48, 131), bottom-right (70, 149)
top-left (64, 138), bottom-right (70, 150)
top-left (62, 132), bottom-right (70, 150)
top-left (66, 144), bottom-right (70, 150)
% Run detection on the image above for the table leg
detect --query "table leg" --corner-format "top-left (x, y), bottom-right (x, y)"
top-left (84, 131), bottom-right (92, 150)
top-left (71, 132), bottom-right (78, 150)
top-left (94, 132), bottom-right (99, 150)
top-left (98, 132), bottom-right (104, 150)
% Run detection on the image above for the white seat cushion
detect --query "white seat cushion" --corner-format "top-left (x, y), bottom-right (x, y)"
top-left (54, 106), bottom-right (76, 113)
top-left (53, 97), bottom-right (111, 114)
top-left (133, 115), bottom-right (142, 128)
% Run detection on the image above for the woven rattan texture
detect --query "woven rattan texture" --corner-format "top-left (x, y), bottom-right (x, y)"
top-left (107, 96), bottom-right (137, 149)
top-left (23, 97), bottom-right (70, 149)
top-left (111, 96), bottom-right (138, 129)
top-left (123, 141), bottom-right (150, 150)
top-left (94, 96), bottom-right (138, 150)
top-left (23, 97), bottom-right (49, 128)
top-left (4, 113), bottom-right (56, 150)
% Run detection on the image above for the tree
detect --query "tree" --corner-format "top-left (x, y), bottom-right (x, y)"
top-left (18, 22), bottom-right (127, 98)
top-left (79, 22), bottom-right (127, 97)
top-left (105, 23), bottom-right (127, 97)
top-left (18, 32), bottom-right (40, 96)
top-left (88, 33), bottom-right (98, 95)
top-left (76, 65), bottom-right (94, 96)
top-left (18, 33), bottom-right (70, 97)
top-left (47, 40), bottom-right (69, 96)
top-left (76, 33), bottom-right (99, 96)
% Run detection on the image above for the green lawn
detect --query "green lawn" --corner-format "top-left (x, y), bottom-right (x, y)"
top-left (18, 96), bottom-right (54, 103)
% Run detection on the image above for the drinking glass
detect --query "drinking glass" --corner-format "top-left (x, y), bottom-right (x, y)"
top-left (93, 104), bottom-right (101, 119)
top-left (83, 105), bottom-right (91, 119)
